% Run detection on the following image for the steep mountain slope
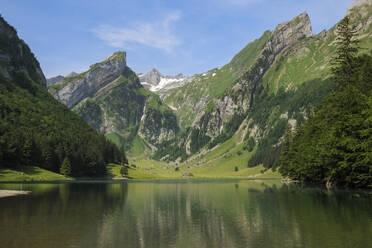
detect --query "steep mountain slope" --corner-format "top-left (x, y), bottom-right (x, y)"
top-left (153, 1), bottom-right (372, 168)
top-left (49, 53), bottom-right (179, 154)
top-left (0, 16), bottom-right (126, 177)
top-left (43, 0), bottom-right (372, 173)
top-left (0, 17), bottom-right (46, 88)
top-left (162, 30), bottom-right (271, 130)
top-left (153, 12), bottom-right (315, 161)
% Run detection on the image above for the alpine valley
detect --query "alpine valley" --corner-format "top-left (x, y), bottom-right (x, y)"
top-left (0, 0), bottom-right (371, 182)
top-left (1, 1), bottom-right (372, 247)
top-left (44, 0), bottom-right (372, 179)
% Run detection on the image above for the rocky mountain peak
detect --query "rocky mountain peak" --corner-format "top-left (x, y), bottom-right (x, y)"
top-left (49, 51), bottom-right (128, 108)
top-left (138, 68), bottom-right (189, 92)
top-left (266, 12), bottom-right (312, 57)
top-left (274, 12), bottom-right (312, 39)
top-left (139, 68), bottom-right (163, 86)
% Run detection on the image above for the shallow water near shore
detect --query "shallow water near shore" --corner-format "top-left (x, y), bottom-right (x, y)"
top-left (0, 180), bottom-right (371, 248)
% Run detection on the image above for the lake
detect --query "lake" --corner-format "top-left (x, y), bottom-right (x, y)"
top-left (0, 180), bottom-right (371, 248)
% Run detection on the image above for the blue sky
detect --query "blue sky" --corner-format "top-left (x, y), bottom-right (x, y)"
top-left (1, 0), bottom-right (354, 77)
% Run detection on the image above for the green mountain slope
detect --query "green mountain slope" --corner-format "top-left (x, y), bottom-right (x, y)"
top-left (162, 30), bottom-right (271, 130)
top-left (0, 16), bottom-right (126, 177)
top-left (278, 28), bottom-right (372, 189)
top-left (153, 1), bottom-right (372, 171)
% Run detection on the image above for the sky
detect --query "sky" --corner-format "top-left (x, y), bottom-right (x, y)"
top-left (1, 0), bottom-right (354, 78)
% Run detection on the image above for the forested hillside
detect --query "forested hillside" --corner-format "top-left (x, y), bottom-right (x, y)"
top-left (278, 17), bottom-right (372, 188)
top-left (0, 16), bottom-right (127, 177)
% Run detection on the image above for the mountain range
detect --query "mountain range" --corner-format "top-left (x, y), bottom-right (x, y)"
top-left (36, 0), bottom-right (371, 171)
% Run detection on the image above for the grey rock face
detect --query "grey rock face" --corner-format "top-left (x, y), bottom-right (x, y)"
top-left (0, 16), bottom-right (46, 87)
top-left (139, 68), bottom-right (189, 91)
top-left (192, 12), bottom-right (313, 141)
top-left (51, 53), bottom-right (179, 148)
top-left (139, 68), bottom-right (162, 86)
top-left (50, 52), bottom-right (127, 108)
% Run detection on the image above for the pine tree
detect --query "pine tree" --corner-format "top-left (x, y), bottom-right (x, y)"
top-left (277, 15), bottom-right (372, 188)
top-left (60, 157), bottom-right (72, 176)
top-left (332, 16), bottom-right (359, 89)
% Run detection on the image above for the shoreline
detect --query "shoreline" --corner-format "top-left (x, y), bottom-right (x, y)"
top-left (0, 190), bottom-right (30, 198)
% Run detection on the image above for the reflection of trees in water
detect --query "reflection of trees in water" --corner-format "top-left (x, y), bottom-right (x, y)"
top-left (219, 184), bottom-right (372, 248)
top-left (97, 182), bottom-right (372, 248)
top-left (1, 182), bottom-right (371, 248)
top-left (0, 183), bottom-right (128, 248)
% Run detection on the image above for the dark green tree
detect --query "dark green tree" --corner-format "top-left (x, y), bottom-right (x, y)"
top-left (60, 157), bottom-right (72, 176)
top-left (277, 15), bottom-right (372, 188)
top-left (332, 16), bottom-right (359, 89)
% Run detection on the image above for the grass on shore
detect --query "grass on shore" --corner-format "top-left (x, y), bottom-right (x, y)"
top-left (0, 134), bottom-right (281, 182)
top-left (0, 166), bottom-right (71, 182)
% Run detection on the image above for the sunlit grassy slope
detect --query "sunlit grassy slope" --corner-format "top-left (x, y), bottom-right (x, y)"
top-left (106, 161), bottom-right (181, 179)
top-left (108, 123), bottom-right (281, 180)
top-left (179, 129), bottom-right (281, 178)
top-left (0, 166), bottom-right (71, 182)
top-left (162, 31), bottom-right (271, 130)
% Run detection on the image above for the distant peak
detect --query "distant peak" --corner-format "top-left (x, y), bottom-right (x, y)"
top-left (147, 68), bottom-right (161, 76)
top-left (66, 71), bottom-right (78, 77)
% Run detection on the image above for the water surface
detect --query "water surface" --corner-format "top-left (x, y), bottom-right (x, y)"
top-left (0, 180), bottom-right (371, 248)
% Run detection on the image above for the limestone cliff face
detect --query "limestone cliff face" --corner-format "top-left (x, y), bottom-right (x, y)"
top-left (0, 16), bottom-right (46, 87)
top-left (49, 54), bottom-right (180, 149)
top-left (49, 52), bottom-right (127, 108)
top-left (191, 12), bottom-right (313, 142)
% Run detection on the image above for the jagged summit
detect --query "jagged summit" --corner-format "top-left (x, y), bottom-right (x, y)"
top-left (49, 51), bottom-right (128, 108)
top-left (139, 68), bottom-right (163, 87)
top-left (139, 68), bottom-right (189, 92)
top-left (274, 12), bottom-right (312, 39)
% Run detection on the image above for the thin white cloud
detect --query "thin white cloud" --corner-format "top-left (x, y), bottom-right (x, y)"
top-left (93, 11), bottom-right (181, 53)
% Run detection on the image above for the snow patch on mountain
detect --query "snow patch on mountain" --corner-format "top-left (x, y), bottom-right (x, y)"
top-left (138, 68), bottom-right (190, 92)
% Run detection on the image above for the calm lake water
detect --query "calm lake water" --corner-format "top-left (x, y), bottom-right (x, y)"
top-left (0, 180), bottom-right (371, 248)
